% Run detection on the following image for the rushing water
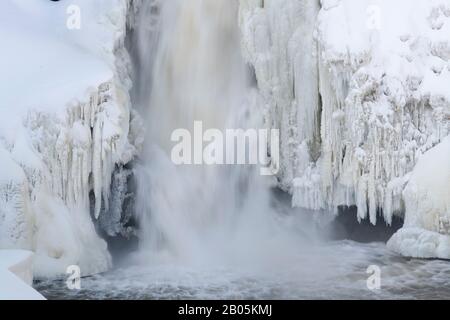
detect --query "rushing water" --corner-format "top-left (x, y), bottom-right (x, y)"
top-left (33, 0), bottom-right (450, 300)
top-left (34, 240), bottom-right (450, 300)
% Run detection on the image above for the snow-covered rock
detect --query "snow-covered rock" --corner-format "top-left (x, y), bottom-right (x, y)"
top-left (388, 137), bottom-right (450, 259)
top-left (239, 0), bottom-right (450, 228)
top-left (0, 250), bottom-right (45, 300)
top-left (0, 0), bottom-right (141, 277)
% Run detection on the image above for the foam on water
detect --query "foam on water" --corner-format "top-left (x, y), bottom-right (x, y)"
top-left (33, 0), bottom-right (450, 300)
top-left (35, 241), bottom-right (450, 300)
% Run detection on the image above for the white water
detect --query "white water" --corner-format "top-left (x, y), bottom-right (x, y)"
top-left (33, 1), bottom-right (450, 300)
top-left (132, 0), bottom-right (322, 271)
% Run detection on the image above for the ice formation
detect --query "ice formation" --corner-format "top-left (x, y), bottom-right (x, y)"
top-left (1, 0), bottom-right (449, 278)
top-left (0, 250), bottom-right (45, 300)
top-left (388, 136), bottom-right (450, 259)
top-left (0, 0), bottom-right (141, 277)
top-left (239, 0), bottom-right (449, 232)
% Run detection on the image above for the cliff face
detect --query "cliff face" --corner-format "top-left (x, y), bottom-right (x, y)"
top-left (239, 0), bottom-right (450, 257)
top-left (0, 0), bottom-right (142, 277)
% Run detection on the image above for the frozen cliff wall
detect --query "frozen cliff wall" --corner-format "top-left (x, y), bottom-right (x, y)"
top-left (0, 0), bottom-right (141, 277)
top-left (239, 0), bottom-right (450, 228)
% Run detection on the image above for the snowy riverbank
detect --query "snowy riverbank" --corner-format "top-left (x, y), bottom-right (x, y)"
top-left (0, 0), bottom-right (449, 293)
top-left (0, 0), bottom-right (141, 278)
top-left (0, 250), bottom-right (45, 300)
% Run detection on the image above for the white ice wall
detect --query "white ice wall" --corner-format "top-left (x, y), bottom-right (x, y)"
top-left (316, 0), bottom-right (450, 225)
top-left (240, 0), bottom-right (449, 229)
top-left (1, 0), bottom-right (448, 275)
top-left (0, 0), bottom-right (141, 277)
top-left (239, 0), bottom-right (450, 258)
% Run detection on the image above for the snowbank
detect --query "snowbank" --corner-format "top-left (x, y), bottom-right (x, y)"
top-left (0, 0), bottom-right (141, 277)
top-left (239, 0), bottom-right (450, 225)
top-left (0, 250), bottom-right (45, 300)
top-left (388, 137), bottom-right (450, 259)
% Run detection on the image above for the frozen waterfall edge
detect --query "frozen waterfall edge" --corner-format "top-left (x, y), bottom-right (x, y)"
top-left (239, 0), bottom-right (450, 258)
top-left (1, 0), bottom-right (449, 277)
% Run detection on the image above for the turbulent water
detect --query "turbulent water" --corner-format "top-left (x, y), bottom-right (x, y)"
top-left (35, 241), bottom-right (450, 300)
top-left (33, 0), bottom-right (450, 300)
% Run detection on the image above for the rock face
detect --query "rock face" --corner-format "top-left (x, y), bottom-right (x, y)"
top-left (239, 0), bottom-right (449, 237)
top-left (0, 0), bottom-right (142, 277)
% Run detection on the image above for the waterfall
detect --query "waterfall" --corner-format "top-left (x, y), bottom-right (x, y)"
top-left (131, 0), bottom-right (317, 268)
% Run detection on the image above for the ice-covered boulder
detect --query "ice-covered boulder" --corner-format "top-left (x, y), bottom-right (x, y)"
top-left (388, 137), bottom-right (450, 259)
top-left (239, 0), bottom-right (450, 225)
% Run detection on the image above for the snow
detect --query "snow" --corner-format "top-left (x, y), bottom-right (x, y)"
top-left (239, 0), bottom-right (450, 231)
top-left (388, 137), bottom-right (450, 259)
top-left (0, 0), bottom-right (113, 129)
top-left (0, 0), bottom-right (140, 278)
top-left (0, 250), bottom-right (45, 300)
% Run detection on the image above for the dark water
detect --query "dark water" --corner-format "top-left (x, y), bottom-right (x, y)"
top-left (34, 241), bottom-right (450, 300)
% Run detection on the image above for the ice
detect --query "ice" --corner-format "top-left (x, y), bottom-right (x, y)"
top-left (0, 0), bottom-right (141, 277)
top-left (239, 0), bottom-right (322, 195)
top-left (1, 0), bottom-right (449, 284)
top-left (240, 0), bottom-right (450, 228)
top-left (34, 241), bottom-right (450, 299)
top-left (0, 250), bottom-right (45, 300)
